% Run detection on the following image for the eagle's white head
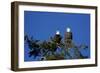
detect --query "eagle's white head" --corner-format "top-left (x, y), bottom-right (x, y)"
top-left (66, 27), bottom-right (71, 32)
top-left (56, 30), bottom-right (60, 35)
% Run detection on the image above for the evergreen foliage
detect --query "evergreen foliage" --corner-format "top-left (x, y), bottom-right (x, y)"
top-left (24, 33), bottom-right (88, 61)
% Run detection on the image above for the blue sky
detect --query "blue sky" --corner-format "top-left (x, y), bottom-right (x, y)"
top-left (24, 11), bottom-right (90, 61)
